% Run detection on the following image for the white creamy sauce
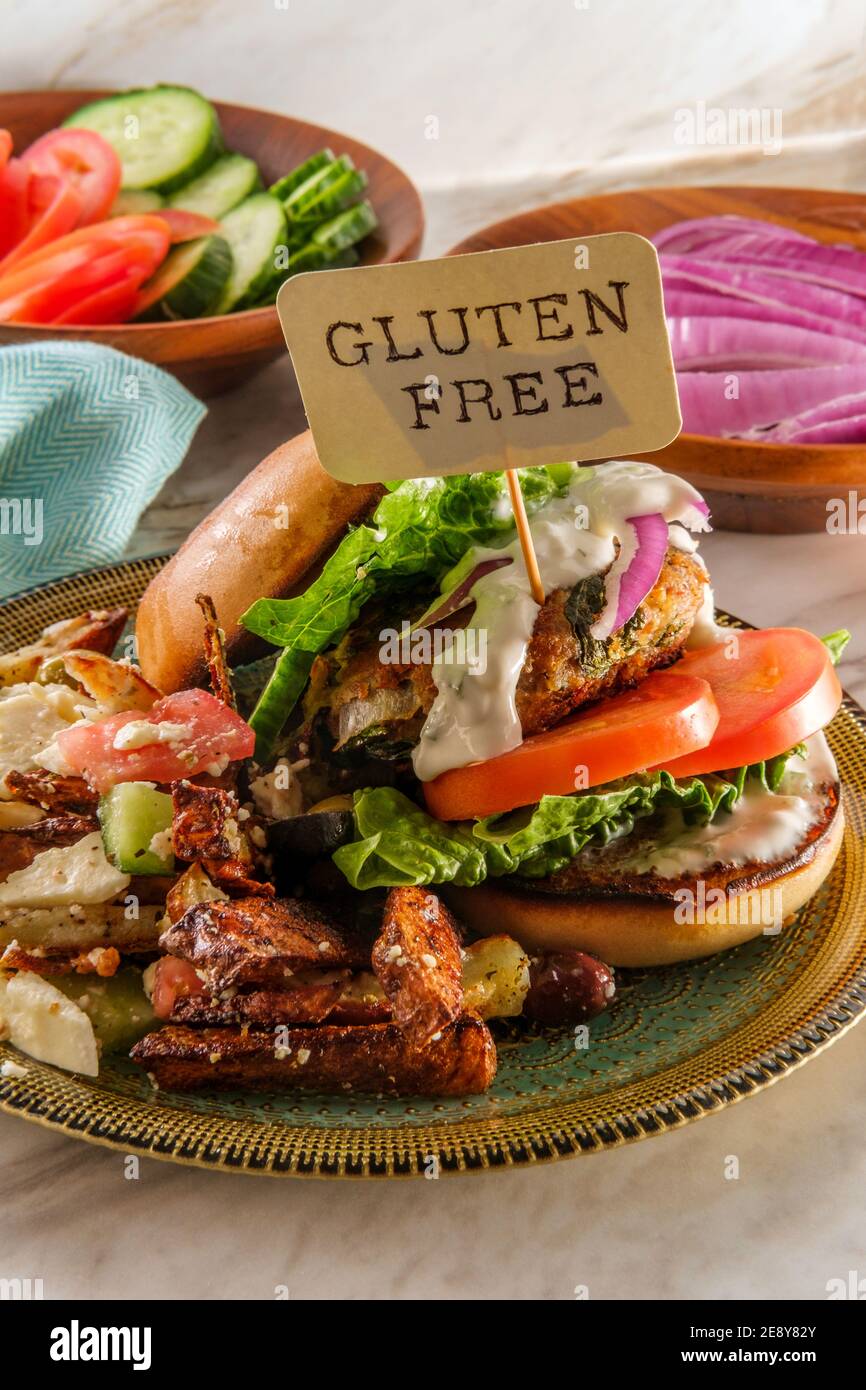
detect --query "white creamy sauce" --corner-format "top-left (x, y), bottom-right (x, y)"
top-left (412, 461), bottom-right (709, 782)
top-left (613, 732), bottom-right (837, 879)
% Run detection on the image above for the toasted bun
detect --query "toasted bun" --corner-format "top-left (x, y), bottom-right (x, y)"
top-left (445, 797), bottom-right (844, 967)
top-left (136, 431), bottom-right (384, 693)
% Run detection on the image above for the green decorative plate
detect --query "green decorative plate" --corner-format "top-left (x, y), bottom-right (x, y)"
top-left (1, 558), bottom-right (865, 1178)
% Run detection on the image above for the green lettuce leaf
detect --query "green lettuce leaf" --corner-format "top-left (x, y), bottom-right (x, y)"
top-left (333, 747), bottom-right (807, 890)
top-left (821, 629), bottom-right (851, 666)
top-left (240, 465), bottom-right (580, 755)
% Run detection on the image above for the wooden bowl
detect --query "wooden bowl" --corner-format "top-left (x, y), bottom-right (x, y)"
top-left (449, 185), bottom-right (866, 533)
top-left (0, 89), bottom-right (424, 396)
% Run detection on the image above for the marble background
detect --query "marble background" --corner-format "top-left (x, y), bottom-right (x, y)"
top-left (2, 0), bottom-right (866, 1302)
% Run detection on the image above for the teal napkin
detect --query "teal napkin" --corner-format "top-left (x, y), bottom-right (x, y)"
top-left (0, 341), bottom-right (206, 599)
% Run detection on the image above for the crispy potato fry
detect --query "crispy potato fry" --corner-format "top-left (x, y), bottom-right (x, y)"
top-left (195, 593), bottom-right (236, 710)
top-left (1, 943), bottom-right (121, 978)
top-left (165, 862), bottom-right (228, 925)
top-left (372, 886), bottom-right (463, 1048)
top-left (0, 903), bottom-right (161, 954)
top-left (131, 1015), bottom-right (497, 1096)
top-left (4, 769), bottom-right (97, 814)
top-left (0, 609), bottom-right (127, 688)
top-left (171, 780), bottom-right (239, 861)
top-left (61, 649), bottom-right (160, 713)
top-left (160, 895), bottom-right (375, 993)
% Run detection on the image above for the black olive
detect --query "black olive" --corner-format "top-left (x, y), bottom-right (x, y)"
top-left (266, 810), bottom-right (354, 860)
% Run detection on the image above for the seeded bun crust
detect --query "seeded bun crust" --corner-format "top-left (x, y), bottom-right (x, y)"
top-left (136, 431), bottom-right (384, 694)
top-left (445, 790), bottom-right (843, 967)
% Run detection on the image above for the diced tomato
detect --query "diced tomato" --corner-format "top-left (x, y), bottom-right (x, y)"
top-left (153, 208), bottom-right (221, 243)
top-left (0, 130), bottom-right (12, 170)
top-left (21, 128), bottom-right (121, 226)
top-left (654, 628), bottom-right (842, 778)
top-left (56, 689), bottom-right (256, 793)
top-left (423, 671), bottom-right (720, 820)
top-left (0, 159), bottom-right (31, 259)
top-left (53, 268), bottom-right (144, 324)
top-left (151, 957), bottom-right (205, 1020)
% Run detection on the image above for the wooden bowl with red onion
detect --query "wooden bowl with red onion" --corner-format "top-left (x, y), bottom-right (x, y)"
top-left (450, 186), bottom-right (866, 533)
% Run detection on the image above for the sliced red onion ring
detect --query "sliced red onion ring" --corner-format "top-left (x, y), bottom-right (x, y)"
top-left (667, 316), bottom-right (866, 372)
top-left (589, 513), bottom-right (669, 642)
top-left (663, 287), bottom-right (866, 344)
top-left (653, 216), bottom-right (813, 256)
top-left (415, 556), bottom-right (513, 630)
top-left (662, 256), bottom-right (866, 332)
top-left (676, 365), bottom-right (866, 436)
top-left (738, 391), bottom-right (866, 443)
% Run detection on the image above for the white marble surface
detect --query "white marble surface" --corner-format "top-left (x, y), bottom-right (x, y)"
top-left (3, 0), bottom-right (866, 1303)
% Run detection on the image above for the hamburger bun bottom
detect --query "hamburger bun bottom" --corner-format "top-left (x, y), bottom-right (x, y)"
top-left (444, 802), bottom-right (844, 967)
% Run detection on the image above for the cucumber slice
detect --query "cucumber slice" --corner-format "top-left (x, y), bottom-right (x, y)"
top-left (269, 149), bottom-right (334, 203)
top-left (56, 968), bottom-right (157, 1055)
top-left (110, 188), bottom-right (164, 215)
top-left (98, 783), bottom-right (174, 875)
top-left (168, 152), bottom-right (262, 218)
top-left (285, 155), bottom-right (354, 219)
top-left (215, 193), bottom-right (288, 313)
top-left (135, 234), bottom-right (233, 320)
top-left (289, 168), bottom-right (368, 235)
top-left (64, 85), bottom-right (223, 194)
top-left (312, 201), bottom-right (378, 254)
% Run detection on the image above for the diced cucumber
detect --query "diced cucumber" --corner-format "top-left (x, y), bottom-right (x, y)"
top-left (110, 188), bottom-right (164, 216)
top-left (215, 193), bottom-right (288, 313)
top-left (98, 783), bottom-right (174, 875)
top-left (289, 168), bottom-right (368, 234)
top-left (269, 149), bottom-right (334, 203)
top-left (64, 85), bottom-right (223, 194)
top-left (56, 968), bottom-right (157, 1055)
top-left (312, 201), bottom-right (378, 255)
top-left (168, 152), bottom-right (262, 218)
top-left (135, 234), bottom-right (233, 320)
top-left (285, 155), bottom-right (354, 220)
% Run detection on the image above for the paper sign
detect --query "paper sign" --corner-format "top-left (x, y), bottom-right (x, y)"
top-left (277, 233), bottom-right (681, 483)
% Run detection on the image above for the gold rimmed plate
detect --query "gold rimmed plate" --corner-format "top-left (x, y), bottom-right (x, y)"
top-left (1, 558), bottom-right (865, 1177)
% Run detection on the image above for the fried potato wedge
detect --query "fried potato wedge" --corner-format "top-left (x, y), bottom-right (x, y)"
top-left (160, 895), bottom-right (375, 993)
top-left (4, 769), bottom-right (97, 815)
top-left (0, 609), bottom-right (127, 688)
top-left (0, 903), bottom-right (161, 953)
top-left (372, 886), bottom-right (463, 1048)
top-left (131, 1015), bottom-right (497, 1096)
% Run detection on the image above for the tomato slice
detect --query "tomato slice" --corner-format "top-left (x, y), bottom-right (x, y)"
top-left (0, 215), bottom-right (170, 283)
top-left (0, 130), bottom-right (12, 170)
top-left (0, 173), bottom-right (83, 275)
top-left (0, 248), bottom-right (141, 324)
top-left (422, 671), bottom-right (720, 820)
top-left (152, 208), bottom-right (221, 243)
top-left (654, 628), bottom-right (841, 778)
top-left (21, 128), bottom-right (121, 225)
top-left (56, 689), bottom-right (256, 793)
top-left (0, 159), bottom-right (31, 258)
top-left (151, 957), bottom-right (205, 1021)
top-left (52, 268), bottom-right (143, 325)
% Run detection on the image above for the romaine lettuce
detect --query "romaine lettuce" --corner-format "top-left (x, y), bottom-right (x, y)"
top-left (241, 465), bottom-right (580, 756)
top-left (333, 749), bottom-right (805, 890)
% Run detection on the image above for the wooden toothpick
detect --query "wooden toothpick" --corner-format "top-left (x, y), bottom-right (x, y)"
top-left (505, 468), bottom-right (545, 605)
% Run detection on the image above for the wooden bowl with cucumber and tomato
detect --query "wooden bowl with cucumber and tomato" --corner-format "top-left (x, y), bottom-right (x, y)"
top-left (0, 86), bottom-right (424, 395)
top-left (451, 185), bottom-right (866, 534)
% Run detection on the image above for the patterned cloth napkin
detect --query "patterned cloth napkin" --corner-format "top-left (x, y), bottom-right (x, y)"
top-left (0, 341), bottom-right (206, 599)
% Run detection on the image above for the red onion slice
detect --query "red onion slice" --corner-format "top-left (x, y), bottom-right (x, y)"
top-left (676, 365), bottom-right (866, 436)
top-left (653, 216), bottom-right (813, 256)
top-left (667, 316), bottom-right (866, 372)
top-left (589, 513), bottom-right (669, 642)
top-left (416, 556), bottom-right (513, 630)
